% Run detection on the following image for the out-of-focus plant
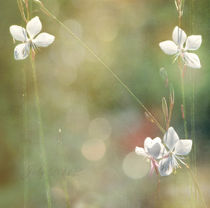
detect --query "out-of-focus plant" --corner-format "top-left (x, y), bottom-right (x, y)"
top-left (10, 1), bottom-right (55, 208)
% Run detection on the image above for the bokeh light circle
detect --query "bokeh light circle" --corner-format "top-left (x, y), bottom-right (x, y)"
top-left (81, 139), bottom-right (106, 161)
top-left (88, 117), bottom-right (112, 140)
top-left (122, 152), bottom-right (149, 179)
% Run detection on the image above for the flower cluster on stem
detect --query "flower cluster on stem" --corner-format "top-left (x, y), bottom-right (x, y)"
top-left (135, 127), bottom-right (192, 176)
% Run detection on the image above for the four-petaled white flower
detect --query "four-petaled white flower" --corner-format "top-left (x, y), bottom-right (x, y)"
top-left (158, 127), bottom-right (192, 176)
top-left (135, 137), bottom-right (165, 175)
top-left (159, 26), bottom-right (202, 69)
top-left (10, 16), bottom-right (55, 60)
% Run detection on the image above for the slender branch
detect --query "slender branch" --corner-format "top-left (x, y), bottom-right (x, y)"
top-left (22, 66), bottom-right (28, 208)
top-left (177, 1), bottom-right (205, 207)
top-left (17, 0), bottom-right (27, 23)
top-left (191, 70), bottom-right (197, 171)
top-left (186, 167), bottom-right (207, 208)
top-left (177, 3), bottom-right (188, 139)
top-left (30, 55), bottom-right (52, 208)
top-left (179, 63), bottom-right (188, 139)
top-left (33, 0), bottom-right (165, 134)
top-left (189, 0), bottom-right (197, 176)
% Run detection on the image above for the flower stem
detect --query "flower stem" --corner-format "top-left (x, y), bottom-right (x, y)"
top-left (186, 167), bottom-right (207, 208)
top-left (178, 1), bottom-right (188, 139)
top-left (30, 55), bottom-right (52, 208)
top-left (189, 4), bottom-right (197, 206)
top-left (191, 70), bottom-right (196, 172)
top-left (63, 179), bottom-right (71, 208)
top-left (179, 63), bottom-right (188, 139)
top-left (33, 1), bottom-right (165, 134)
top-left (22, 66), bottom-right (28, 208)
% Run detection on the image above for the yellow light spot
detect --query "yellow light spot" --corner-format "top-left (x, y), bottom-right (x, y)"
top-left (81, 139), bottom-right (106, 161)
top-left (122, 152), bottom-right (149, 179)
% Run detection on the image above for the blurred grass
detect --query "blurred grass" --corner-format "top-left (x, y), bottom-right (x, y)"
top-left (0, 0), bottom-right (209, 207)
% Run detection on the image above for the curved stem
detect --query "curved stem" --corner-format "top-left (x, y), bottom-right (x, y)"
top-left (30, 56), bottom-right (52, 208)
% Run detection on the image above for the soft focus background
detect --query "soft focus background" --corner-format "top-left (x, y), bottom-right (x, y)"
top-left (0, 0), bottom-right (209, 207)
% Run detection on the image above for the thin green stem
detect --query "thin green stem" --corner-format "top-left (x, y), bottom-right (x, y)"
top-left (33, 1), bottom-right (165, 134)
top-left (22, 66), bottom-right (28, 208)
top-left (178, 1), bottom-right (203, 206)
top-left (189, 0), bottom-right (197, 175)
top-left (63, 180), bottom-right (71, 208)
top-left (186, 167), bottom-right (207, 208)
top-left (190, 2), bottom-right (197, 205)
top-left (191, 71), bottom-right (196, 171)
top-left (178, 1), bottom-right (188, 139)
top-left (57, 130), bottom-right (71, 207)
top-left (30, 56), bottom-right (52, 208)
top-left (190, 70), bottom-right (197, 208)
top-left (23, 148), bottom-right (29, 208)
top-left (179, 64), bottom-right (188, 139)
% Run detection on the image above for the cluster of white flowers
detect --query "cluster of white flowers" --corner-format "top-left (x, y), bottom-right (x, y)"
top-left (159, 26), bottom-right (202, 69)
top-left (135, 127), bottom-right (192, 176)
top-left (9, 16), bottom-right (55, 60)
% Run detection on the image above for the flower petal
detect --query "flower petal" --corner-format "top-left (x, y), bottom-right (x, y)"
top-left (144, 137), bottom-right (152, 151)
top-left (163, 127), bottom-right (179, 151)
top-left (9, 25), bottom-right (27, 42)
top-left (33, 32), bottom-right (55, 47)
top-left (159, 40), bottom-right (178, 55)
top-left (172, 26), bottom-right (187, 47)
top-left (135, 147), bottom-right (147, 157)
top-left (26, 16), bottom-right (42, 39)
top-left (183, 52), bottom-right (201, 69)
top-left (14, 43), bottom-right (30, 60)
top-left (152, 137), bottom-right (162, 144)
top-left (185, 35), bottom-right (202, 51)
top-left (144, 137), bottom-right (163, 159)
top-left (158, 157), bottom-right (173, 176)
top-left (174, 139), bottom-right (192, 155)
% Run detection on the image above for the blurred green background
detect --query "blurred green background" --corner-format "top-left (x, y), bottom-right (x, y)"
top-left (0, 0), bottom-right (209, 207)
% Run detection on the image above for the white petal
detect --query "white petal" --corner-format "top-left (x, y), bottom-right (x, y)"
top-left (26, 16), bottom-right (42, 39)
top-left (159, 144), bottom-right (168, 158)
top-left (183, 52), bottom-right (201, 69)
top-left (159, 40), bottom-right (178, 55)
top-left (172, 26), bottom-right (187, 47)
top-left (33, 32), bottom-right (55, 47)
top-left (144, 137), bottom-right (152, 151)
top-left (153, 137), bottom-right (162, 144)
top-left (185, 35), bottom-right (202, 50)
top-left (14, 43), bottom-right (30, 60)
top-left (163, 127), bottom-right (179, 151)
top-left (135, 147), bottom-right (147, 157)
top-left (174, 139), bottom-right (192, 155)
top-left (144, 137), bottom-right (162, 159)
top-left (158, 157), bottom-right (173, 176)
top-left (10, 25), bottom-right (27, 42)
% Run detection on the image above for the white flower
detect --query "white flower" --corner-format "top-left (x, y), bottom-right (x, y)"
top-left (135, 137), bottom-right (165, 175)
top-left (158, 127), bottom-right (192, 176)
top-left (159, 26), bottom-right (202, 69)
top-left (10, 16), bottom-right (55, 60)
